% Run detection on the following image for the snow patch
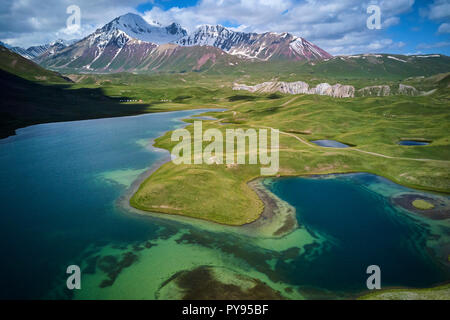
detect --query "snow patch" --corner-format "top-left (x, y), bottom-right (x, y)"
top-left (387, 55), bottom-right (407, 63)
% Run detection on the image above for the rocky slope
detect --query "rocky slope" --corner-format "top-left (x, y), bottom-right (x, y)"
top-left (37, 13), bottom-right (242, 72)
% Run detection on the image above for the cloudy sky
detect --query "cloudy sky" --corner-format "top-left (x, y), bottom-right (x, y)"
top-left (1, 0), bottom-right (449, 55)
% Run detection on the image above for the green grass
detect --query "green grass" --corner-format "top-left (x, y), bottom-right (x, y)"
top-left (130, 162), bottom-right (263, 225)
top-left (131, 87), bottom-right (450, 225)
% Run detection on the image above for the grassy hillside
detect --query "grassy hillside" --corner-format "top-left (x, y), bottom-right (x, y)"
top-left (62, 55), bottom-right (450, 100)
top-left (208, 54), bottom-right (450, 88)
top-left (0, 46), bottom-right (69, 83)
top-left (0, 69), bottom-right (153, 139)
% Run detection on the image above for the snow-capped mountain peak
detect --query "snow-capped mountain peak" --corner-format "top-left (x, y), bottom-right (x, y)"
top-left (176, 24), bottom-right (253, 50)
top-left (102, 13), bottom-right (187, 45)
top-left (35, 12), bottom-right (332, 72)
top-left (146, 19), bottom-right (162, 27)
top-left (51, 39), bottom-right (78, 46)
top-left (176, 24), bottom-right (332, 61)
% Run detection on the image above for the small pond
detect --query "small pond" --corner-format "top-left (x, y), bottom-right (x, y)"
top-left (398, 140), bottom-right (430, 146)
top-left (311, 140), bottom-right (350, 148)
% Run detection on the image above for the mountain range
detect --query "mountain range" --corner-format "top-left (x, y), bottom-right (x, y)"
top-left (175, 24), bottom-right (331, 61)
top-left (1, 39), bottom-right (78, 60)
top-left (29, 13), bottom-right (331, 72)
top-left (2, 12), bottom-right (449, 75)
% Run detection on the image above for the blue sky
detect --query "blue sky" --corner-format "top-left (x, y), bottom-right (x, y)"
top-left (385, 0), bottom-right (450, 54)
top-left (137, 0), bottom-right (199, 11)
top-left (1, 0), bottom-right (449, 55)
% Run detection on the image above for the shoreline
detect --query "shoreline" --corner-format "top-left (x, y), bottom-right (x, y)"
top-left (120, 158), bottom-right (449, 240)
top-left (0, 106), bottom-right (227, 141)
top-left (118, 150), bottom-right (300, 238)
top-left (114, 108), bottom-right (300, 238)
top-left (118, 161), bottom-right (300, 238)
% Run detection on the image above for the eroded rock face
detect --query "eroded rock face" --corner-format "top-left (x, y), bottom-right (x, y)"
top-left (279, 81), bottom-right (310, 94)
top-left (398, 84), bottom-right (419, 96)
top-left (234, 81), bottom-right (422, 98)
top-left (312, 83), bottom-right (355, 98)
top-left (358, 85), bottom-right (391, 97)
top-left (233, 81), bottom-right (355, 98)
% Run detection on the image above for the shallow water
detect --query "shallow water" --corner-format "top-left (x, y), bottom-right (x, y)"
top-left (0, 112), bottom-right (448, 299)
top-left (311, 140), bottom-right (350, 148)
top-left (189, 116), bottom-right (217, 121)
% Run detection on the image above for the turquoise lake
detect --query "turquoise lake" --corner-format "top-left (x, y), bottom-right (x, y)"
top-left (0, 111), bottom-right (448, 299)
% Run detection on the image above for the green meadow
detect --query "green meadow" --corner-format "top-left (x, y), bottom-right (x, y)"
top-left (131, 86), bottom-right (450, 224)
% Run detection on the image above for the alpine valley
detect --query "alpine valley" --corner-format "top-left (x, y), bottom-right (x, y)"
top-left (0, 8), bottom-right (449, 302)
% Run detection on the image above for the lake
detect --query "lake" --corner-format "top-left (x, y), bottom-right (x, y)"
top-left (0, 111), bottom-right (448, 299)
top-left (267, 174), bottom-right (449, 294)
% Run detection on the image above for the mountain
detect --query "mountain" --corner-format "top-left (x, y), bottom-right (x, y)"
top-left (38, 13), bottom-right (240, 73)
top-left (39, 36), bottom-right (240, 73)
top-left (176, 24), bottom-right (332, 61)
top-left (98, 13), bottom-right (187, 44)
top-left (36, 13), bottom-right (330, 73)
top-left (3, 39), bottom-right (78, 60)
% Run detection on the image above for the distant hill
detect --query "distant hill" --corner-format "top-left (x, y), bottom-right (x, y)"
top-left (1, 39), bottom-right (78, 60)
top-left (308, 54), bottom-right (450, 79)
top-left (214, 53), bottom-right (450, 84)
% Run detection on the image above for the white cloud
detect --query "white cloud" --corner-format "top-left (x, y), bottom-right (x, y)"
top-left (0, 0), bottom-right (142, 47)
top-left (438, 22), bottom-right (450, 33)
top-left (142, 0), bottom-right (414, 55)
top-left (424, 0), bottom-right (450, 20)
top-left (0, 0), bottom-right (418, 55)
